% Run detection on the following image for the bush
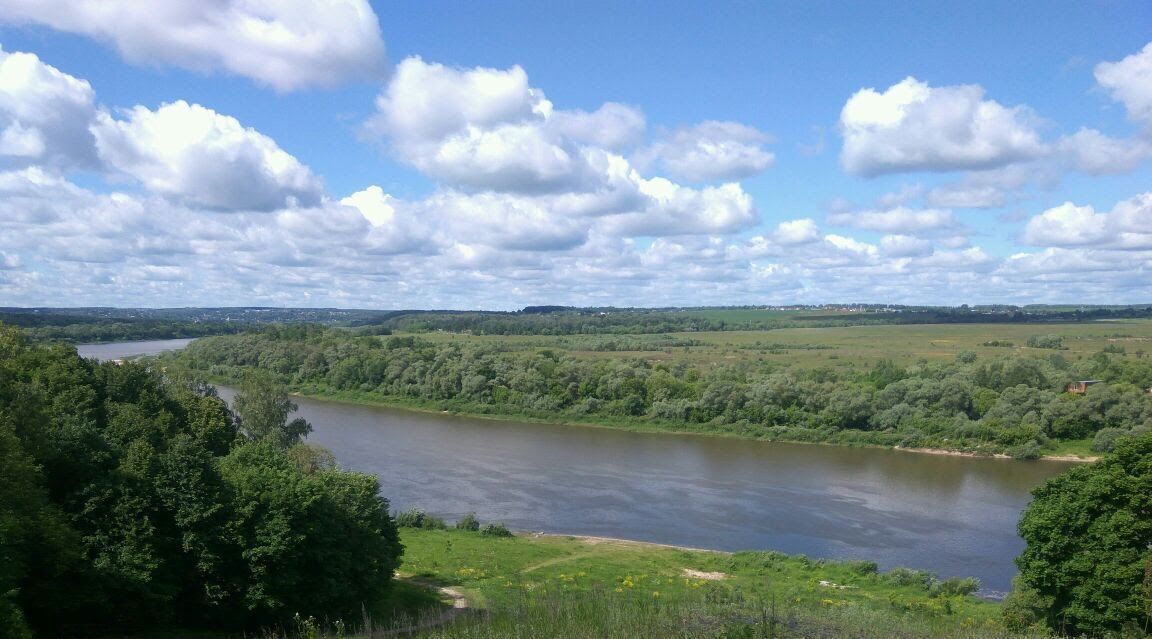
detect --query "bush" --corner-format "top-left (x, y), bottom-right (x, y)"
top-left (455, 512), bottom-right (480, 531)
top-left (1026, 335), bottom-right (1065, 350)
top-left (481, 522), bottom-right (513, 537)
top-left (882, 567), bottom-right (936, 590)
top-left (931, 576), bottom-right (980, 597)
top-left (395, 507), bottom-right (446, 529)
top-left (1001, 576), bottom-right (1050, 632)
top-left (1006, 439), bottom-right (1042, 460)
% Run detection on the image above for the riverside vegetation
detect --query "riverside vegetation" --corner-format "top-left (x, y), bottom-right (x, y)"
top-left (163, 320), bottom-right (1152, 458)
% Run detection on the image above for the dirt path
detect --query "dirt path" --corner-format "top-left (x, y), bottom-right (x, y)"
top-left (382, 579), bottom-right (471, 637)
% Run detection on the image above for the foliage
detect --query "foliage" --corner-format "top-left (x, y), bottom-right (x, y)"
top-left (1015, 431), bottom-right (1152, 636)
top-left (0, 325), bottom-right (401, 635)
top-left (233, 372), bottom-right (312, 448)
top-left (456, 512), bottom-right (481, 531)
top-left (481, 522), bottom-right (513, 537)
top-left (163, 325), bottom-right (1152, 456)
top-left (1026, 335), bottom-right (1066, 350)
top-left (396, 507), bottom-right (447, 530)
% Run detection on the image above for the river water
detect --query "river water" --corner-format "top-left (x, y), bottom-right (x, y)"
top-left (79, 339), bottom-right (1073, 593)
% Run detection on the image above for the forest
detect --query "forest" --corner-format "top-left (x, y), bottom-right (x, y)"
top-left (165, 323), bottom-right (1152, 458)
top-left (0, 326), bottom-right (402, 637)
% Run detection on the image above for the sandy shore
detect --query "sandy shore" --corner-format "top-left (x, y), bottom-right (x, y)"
top-left (529, 532), bottom-right (729, 555)
top-left (894, 446), bottom-right (1098, 463)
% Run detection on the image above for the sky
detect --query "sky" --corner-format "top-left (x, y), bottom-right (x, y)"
top-left (0, 1), bottom-right (1150, 310)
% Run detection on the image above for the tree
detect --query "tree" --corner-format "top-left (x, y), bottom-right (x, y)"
top-left (232, 374), bottom-right (312, 448)
top-left (1015, 431), bottom-right (1152, 636)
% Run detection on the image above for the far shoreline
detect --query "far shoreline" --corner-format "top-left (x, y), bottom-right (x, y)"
top-left (269, 383), bottom-right (1099, 464)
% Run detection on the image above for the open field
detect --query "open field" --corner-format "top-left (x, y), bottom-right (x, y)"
top-left (406, 319), bottom-right (1152, 369)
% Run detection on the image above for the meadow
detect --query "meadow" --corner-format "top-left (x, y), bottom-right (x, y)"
top-left (346, 525), bottom-right (1048, 639)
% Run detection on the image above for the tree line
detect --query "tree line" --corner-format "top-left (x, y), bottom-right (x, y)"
top-left (0, 326), bottom-right (401, 637)
top-left (167, 326), bottom-right (1152, 457)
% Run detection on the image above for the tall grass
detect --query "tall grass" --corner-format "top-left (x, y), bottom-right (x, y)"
top-left (407, 587), bottom-right (1051, 639)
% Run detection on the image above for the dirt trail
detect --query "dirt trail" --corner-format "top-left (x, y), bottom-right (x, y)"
top-left (381, 579), bottom-right (471, 637)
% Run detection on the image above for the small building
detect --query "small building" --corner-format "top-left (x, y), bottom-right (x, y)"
top-left (1065, 380), bottom-right (1103, 394)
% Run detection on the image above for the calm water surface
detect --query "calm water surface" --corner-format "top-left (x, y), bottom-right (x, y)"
top-left (80, 339), bottom-right (1073, 592)
top-left (77, 338), bottom-right (195, 360)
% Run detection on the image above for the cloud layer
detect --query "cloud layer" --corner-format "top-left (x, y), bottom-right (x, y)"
top-left (0, 0), bottom-right (387, 91)
top-left (2, 32), bottom-right (1152, 309)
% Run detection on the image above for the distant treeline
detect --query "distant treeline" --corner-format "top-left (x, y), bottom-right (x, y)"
top-left (165, 325), bottom-right (1152, 457)
top-left (7, 304), bottom-right (1152, 340)
top-left (369, 305), bottom-right (1152, 336)
top-left (4, 317), bottom-right (252, 343)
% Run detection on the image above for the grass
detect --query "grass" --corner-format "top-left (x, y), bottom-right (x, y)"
top-left (384, 527), bottom-right (1035, 638)
top-left (254, 526), bottom-right (1050, 639)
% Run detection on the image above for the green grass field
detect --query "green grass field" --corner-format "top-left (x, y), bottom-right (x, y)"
top-left (406, 319), bottom-right (1152, 370)
top-left (355, 527), bottom-right (1046, 639)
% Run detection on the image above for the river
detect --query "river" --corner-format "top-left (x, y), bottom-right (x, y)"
top-left (79, 338), bottom-right (1073, 593)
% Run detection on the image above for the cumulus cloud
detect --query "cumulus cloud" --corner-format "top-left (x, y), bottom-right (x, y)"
top-left (0, 0), bottom-right (386, 91)
top-left (1057, 127), bottom-right (1152, 175)
top-left (1095, 41), bottom-right (1152, 128)
top-left (827, 206), bottom-right (963, 235)
top-left (840, 77), bottom-right (1045, 176)
top-left (363, 56), bottom-right (761, 242)
top-left (1021, 194), bottom-right (1152, 250)
top-left (93, 100), bottom-right (323, 210)
top-left (638, 121), bottom-right (775, 182)
top-left (772, 218), bottom-right (821, 245)
top-left (365, 57), bottom-right (603, 193)
top-left (0, 46), bottom-right (98, 170)
top-left (880, 234), bottom-right (934, 257)
top-left (603, 180), bottom-right (757, 237)
top-left (550, 102), bottom-right (646, 150)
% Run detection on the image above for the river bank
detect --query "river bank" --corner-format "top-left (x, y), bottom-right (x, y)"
top-left (283, 383), bottom-right (1098, 463)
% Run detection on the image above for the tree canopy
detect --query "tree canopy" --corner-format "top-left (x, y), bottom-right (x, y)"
top-left (0, 325), bottom-right (401, 636)
top-left (1014, 431), bottom-right (1152, 636)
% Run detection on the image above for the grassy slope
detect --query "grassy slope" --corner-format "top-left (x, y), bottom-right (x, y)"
top-left (391, 527), bottom-right (1046, 639)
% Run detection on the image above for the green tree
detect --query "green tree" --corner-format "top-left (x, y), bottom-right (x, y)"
top-left (1015, 431), bottom-right (1152, 636)
top-left (233, 374), bottom-right (312, 448)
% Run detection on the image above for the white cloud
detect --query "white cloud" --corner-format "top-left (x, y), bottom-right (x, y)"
top-left (93, 100), bottom-right (323, 210)
top-left (639, 120), bottom-right (775, 181)
top-left (603, 180), bottom-right (757, 237)
top-left (0, 46), bottom-right (98, 170)
top-left (1022, 194), bottom-right (1152, 250)
top-left (419, 190), bottom-right (589, 251)
top-left (840, 77), bottom-right (1045, 176)
top-left (1057, 127), bottom-right (1152, 175)
top-left (550, 102), bottom-right (646, 150)
top-left (880, 234), bottom-right (934, 257)
top-left (366, 57), bottom-right (596, 193)
top-left (772, 218), bottom-right (821, 245)
top-left (1095, 41), bottom-right (1152, 128)
top-left (827, 206), bottom-right (963, 235)
top-left (0, 0), bottom-right (386, 91)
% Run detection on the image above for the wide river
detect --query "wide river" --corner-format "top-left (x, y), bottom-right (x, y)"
top-left (79, 339), bottom-right (1075, 593)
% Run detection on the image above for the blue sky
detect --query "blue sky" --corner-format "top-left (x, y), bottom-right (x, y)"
top-left (0, 1), bottom-right (1150, 309)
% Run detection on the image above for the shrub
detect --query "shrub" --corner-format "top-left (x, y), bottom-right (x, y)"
top-left (480, 522), bottom-right (513, 537)
top-left (882, 567), bottom-right (936, 590)
top-left (931, 576), bottom-right (980, 597)
top-left (455, 512), bottom-right (480, 532)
